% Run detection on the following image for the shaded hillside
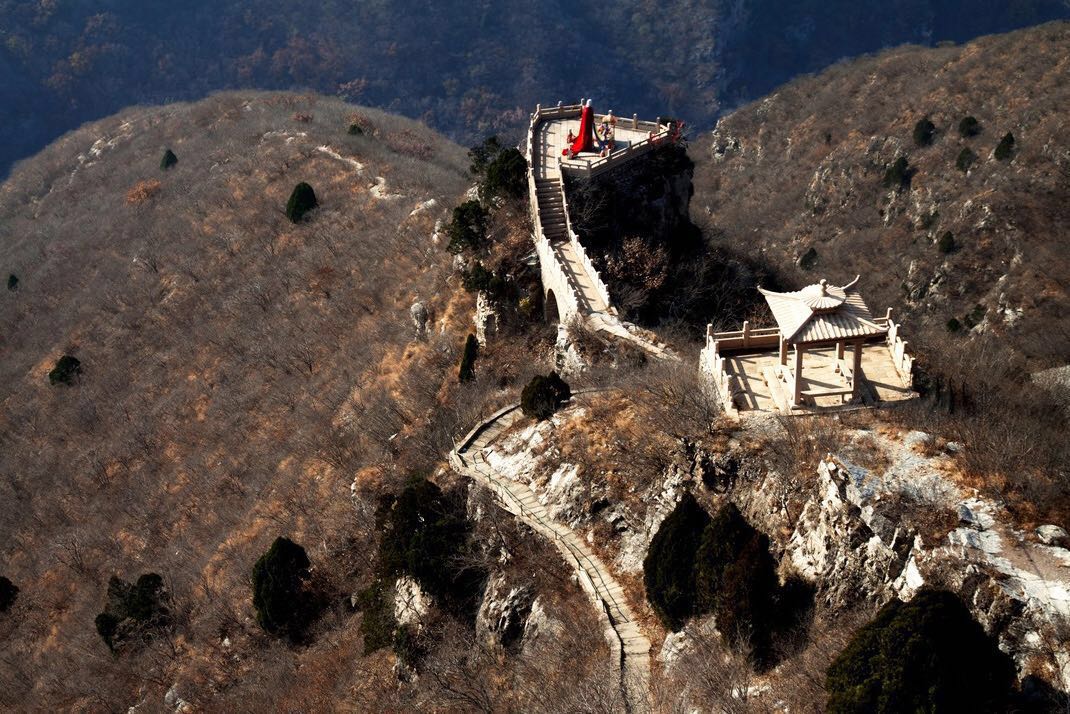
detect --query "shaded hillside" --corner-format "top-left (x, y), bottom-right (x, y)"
top-left (2, 0), bottom-right (1068, 177)
top-left (694, 22), bottom-right (1070, 368)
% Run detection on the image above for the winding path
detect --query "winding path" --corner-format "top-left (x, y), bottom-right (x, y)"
top-left (449, 397), bottom-right (651, 711)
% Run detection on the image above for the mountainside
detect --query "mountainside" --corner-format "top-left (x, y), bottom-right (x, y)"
top-left (2, 0), bottom-right (1069, 177)
top-left (0, 90), bottom-right (622, 711)
top-left (0, 92), bottom-right (463, 707)
top-left (694, 21), bottom-right (1070, 369)
top-left (2, 21), bottom-right (1069, 711)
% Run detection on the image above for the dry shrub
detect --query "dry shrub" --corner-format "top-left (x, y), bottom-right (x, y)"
top-left (291, 112), bottom-right (313, 123)
top-left (558, 390), bottom-right (675, 496)
top-left (602, 237), bottom-right (669, 314)
top-left (895, 333), bottom-right (1070, 527)
top-left (125, 179), bottom-right (161, 204)
top-left (763, 415), bottom-right (850, 479)
top-left (346, 111), bottom-right (377, 136)
top-left (385, 130), bottom-right (434, 159)
top-left (630, 359), bottom-right (724, 440)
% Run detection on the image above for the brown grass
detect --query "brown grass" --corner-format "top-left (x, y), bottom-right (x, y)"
top-left (0, 91), bottom-right (478, 708)
top-left (125, 178), bottom-right (161, 204)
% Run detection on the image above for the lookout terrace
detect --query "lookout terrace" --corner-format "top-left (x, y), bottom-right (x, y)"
top-left (700, 277), bottom-right (916, 417)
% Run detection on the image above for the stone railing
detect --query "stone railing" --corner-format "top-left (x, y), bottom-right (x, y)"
top-left (534, 230), bottom-right (580, 320)
top-left (699, 334), bottom-right (740, 411)
top-left (562, 122), bottom-right (673, 179)
top-left (874, 310), bottom-right (914, 385)
top-left (705, 321), bottom-right (781, 352)
top-left (528, 101), bottom-right (672, 180)
top-left (556, 162), bottom-right (613, 311)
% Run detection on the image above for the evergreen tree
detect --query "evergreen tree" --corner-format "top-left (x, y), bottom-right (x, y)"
top-left (251, 537), bottom-right (314, 638)
top-left (994, 132), bottom-right (1016, 161)
top-left (520, 372), bottom-right (571, 420)
top-left (643, 493), bottom-right (710, 630)
top-left (446, 200), bottom-right (488, 254)
top-left (826, 589), bottom-right (1015, 713)
top-left (0, 576), bottom-right (17, 612)
top-left (458, 334), bottom-right (478, 383)
top-left (286, 182), bottom-right (318, 223)
top-left (956, 147), bottom-right (978, 172)
top-left (379, 478), bottom-right (483, 611)
top-left (958, 116), bottom-right (982, 138)
top-left (160, 149), bottom-right (178, 170)
top-left (94, 573), bottom-right (170, 652)
top-left (882, 156), bottom-right (913, 191)
top-left (48, 355), bottom-right (81, 386)
top-left (695, 503), bottom-right (779, 663)
top-left (912, 118), bottom-right (936, 146)
top-left (7, 274), bottom-right (17, 291)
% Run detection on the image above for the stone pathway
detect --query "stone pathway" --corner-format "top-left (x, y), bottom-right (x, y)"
top-left (527, 106), bottom-right (678, 363)
top-left (450, 400), bottom-right (651, 712)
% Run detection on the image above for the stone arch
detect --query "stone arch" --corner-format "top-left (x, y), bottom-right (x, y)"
top-left (545, 288), bottom-right (561, 324)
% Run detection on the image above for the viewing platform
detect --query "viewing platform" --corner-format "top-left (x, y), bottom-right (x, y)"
top-left (701, 278), bottom-right (916, 417)
top-left (525, 100), bottom-right (678, 361)
top-left (529, 102), bottom-right (673, 180)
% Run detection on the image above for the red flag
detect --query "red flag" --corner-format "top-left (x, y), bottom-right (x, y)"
top-left (566, 103), bottom-right (596, 155)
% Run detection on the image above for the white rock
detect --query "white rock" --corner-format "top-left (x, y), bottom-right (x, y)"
top-left (1036, 525), bottom-right (1069, 548)
top-left (394, 576), bottom-right (430, 630)
top-left (476, 575), bottom-right (534, 649)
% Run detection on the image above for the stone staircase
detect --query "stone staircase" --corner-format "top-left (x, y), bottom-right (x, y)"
top-left (527, 106), bottom-right (677, 361)
top-left (450, 397), bottom-right (652, 711)
top-left (535, 178), bottom-right (567, 241)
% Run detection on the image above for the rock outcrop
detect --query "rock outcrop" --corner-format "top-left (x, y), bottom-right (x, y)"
top-left (476, 575), bottom-right (535, 650)
top-left (723, 430), bottom-right (1070, 690)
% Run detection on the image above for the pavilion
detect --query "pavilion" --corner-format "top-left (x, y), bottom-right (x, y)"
top-left (761, 277), bottom-right (886, 407)
top-left (700, 277), bottom-right (916, 416)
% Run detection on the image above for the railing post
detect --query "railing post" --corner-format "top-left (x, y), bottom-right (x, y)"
top-left (742, 320), bottom-right (750, 347)
top-left (557, 100), bottom-right (562, 108)
top-left (632, 113), bottom-right (638, 129)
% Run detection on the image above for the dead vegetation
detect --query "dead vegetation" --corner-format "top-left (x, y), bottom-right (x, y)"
top-left (695, 22), bottom-right (1070, 369)
top-left (0, 90), bottom-right (576, 709)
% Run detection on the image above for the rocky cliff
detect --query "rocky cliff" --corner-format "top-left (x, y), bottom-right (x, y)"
top-left (482, 392), bottom-right (1070, 700)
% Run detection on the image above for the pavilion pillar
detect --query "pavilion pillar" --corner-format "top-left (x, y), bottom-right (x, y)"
top-left (779, 334), bottom-right (788, 365)
top-left (837, 340), bottom-right (845, 360)
top-left (851, 340), bottom-right (864, 399)
top-left (792, 344), bottom-right (804, 407)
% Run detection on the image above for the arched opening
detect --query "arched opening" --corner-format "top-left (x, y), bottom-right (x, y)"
top-left (544, 289), bottom-right (561, 324)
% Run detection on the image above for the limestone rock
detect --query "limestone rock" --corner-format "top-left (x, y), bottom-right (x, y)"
top-left (394, 576), bottom-right (430, 631)
top-left (474, 291), bottom-right (497, 346)
top-left (1036, 525), bottom-right (1069, 548)
top-left (521, 597), bottom-right (563, 655)
top-left (410, 301), bottom-right (429, 338)
top-left (164, 684), bottom-right (192, 713)
top-left (476, 575), bottom-right (535, 650)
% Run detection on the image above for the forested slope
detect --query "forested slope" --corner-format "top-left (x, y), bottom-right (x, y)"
top-left (2, 0), bottom-right (1067, 176)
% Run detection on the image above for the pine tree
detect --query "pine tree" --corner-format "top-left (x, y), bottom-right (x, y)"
top-left (252, 537), bottom-right (314, 637)
top-left (286, 183), bottom-right (318, 223)
top-left (458, 334), bottom-right (478, 383)
top-left (160, 149), bottom-right (178, 170)
top-left (994, 132), bottom-right (1016, 161)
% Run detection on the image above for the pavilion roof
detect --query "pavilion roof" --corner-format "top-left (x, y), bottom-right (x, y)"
top-left (758, 276), bottom-right (887, 344)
